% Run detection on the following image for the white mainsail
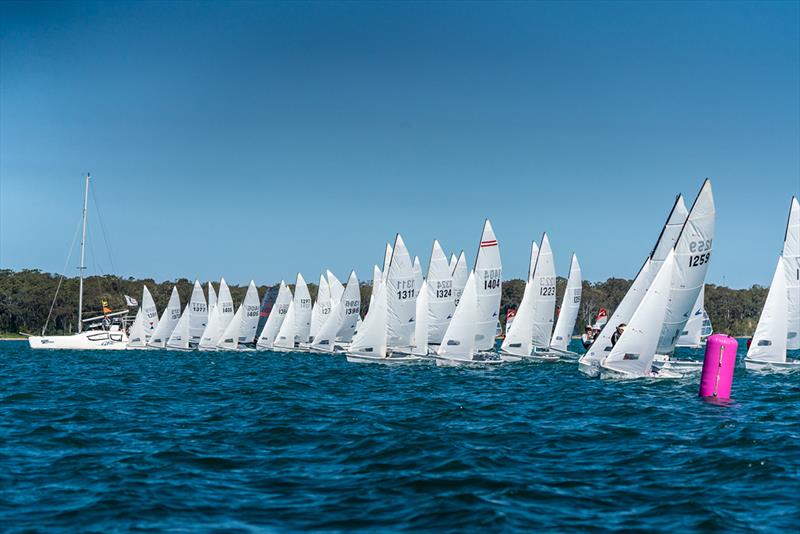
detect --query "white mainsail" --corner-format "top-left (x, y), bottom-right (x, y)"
top-left (337, 271), bottom-right (361, 342)
top-left (141, 286), bottom-right (159, 342)
top-left (349, 279), bottom-right (388, 357)
top-left (256, 281), bottom-right (293, 349)
top-left (500, 265), bottom-right (536, 357)
top-left (188, 280), bottom-right (208, 345)
top-left (530, 234), bottom-right (556, 350)
top-left (473, 220), bottom-right (502, 351)
top-left (437, 271), bottom-right (479, 363)
top-left (273, 300), bottom-right (298, 350)
top-left (309, 275), bottom-right (331, 342)
top-left (218, 281), bottom-right (260, 350)
top-left (147, 286), bottom-right (181, 348)
top-left (783, 197), bottom-right (799, 350)
top-left (746, 257), bottom-right (789, 364)
top-left (550, 254), bottom-right (582, 352)
top-left (426, 240), bottom-right (456, 344)
top-left (657, 180), bottom-right (716, 355)
top-left (452, 251), bottom-right (468, 307)
top-left (382, 243), bottom-right (393, 281)
top-left (294, 274), bottom-right (313, 343)
top-left (217, 278), bottom-right (235, 335)
top-left (386, 234), bottom-right (417, 350)
top-left (601, 250), bottom-right (677, 378)
top-left (126, 308), bottom-right (147, 348)
top-left (675, 285), bottom-right (706, 348)
top-left (412, 279), bottom-right (430, 356)
top-left (413, 256), bottom-right (423, 293)
top-left (579, 194), bottom-right (688, 374)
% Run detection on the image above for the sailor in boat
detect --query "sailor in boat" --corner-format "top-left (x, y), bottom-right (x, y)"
top-left (581, 325), bottom-right (594, 350)
top-left (611, 323), bottom-right (626, 346)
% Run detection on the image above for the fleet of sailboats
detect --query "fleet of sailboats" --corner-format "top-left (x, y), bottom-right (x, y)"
top-left (27, 175), bottom-right (800, 378)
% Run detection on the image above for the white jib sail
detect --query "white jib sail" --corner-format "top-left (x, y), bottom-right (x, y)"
top-left (386, 234), bottom-right (417, 350)
top-left (602, 249), bottom-right (677, 377)
top-left (474, 220), bottom-right (502, 351)
top-left (166, 303), bottom-right (191, 350)
top-left (413, 256), bottom-right (423, 293)
top-left (412, 279), bottom-right (430, 356)
top-left (783, 196), bottom-right (799, 350)
top-left (501, 272), bottom-right (536, 356)
top-left (189, 280), bottom-right (208, 345)
top-left (657, 180), bottom-right (716, 355)
top-left (551, 254), bottom-right (582, 351)
top-left (426, 240), bottom-right (456, 344)
top-left (452, 251), bottom-right (468, 307)
top-left (294, 273), bottom-right (313, 343)
top-left (747, 257), bottom-right (788, 363)
top-left (311, 298), bottom-right (343, 352)
top-left (309, 275), bottom-right (331, 342)
top-left (327, 270), bottom-right (345, 305)
top-left (217, 278), bottom-right (235, 336)
top-left (530, 233), bottom-right (556, 349)
top-left (580, 194), bottom-right (688, 370)
top-left (676, 285), bottom-right (705, 347)
top-left (207, 281), bottom-right (217, 311)
top-left (141, 286), bottom-right (159, 342)
top-left (349, 278), bottom-right (388, 357)
top-left (337, 271), bottom-right (361, 342)
top-left (369, 265), bottom-right (381, 309)
top-left (199, 304), bottom-right (222, 350)
top-left (438, 271), bottom-right (479, 362)
top-left (127, 308), bottom-right (146, 348)
top-left (256, 281), bottom-right (292, 349)
top-left (147, 286), bottom-right (181, 348)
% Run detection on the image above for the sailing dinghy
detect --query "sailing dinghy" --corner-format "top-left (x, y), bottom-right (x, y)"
top-left (273, 274), bottom-right (313, 351)
top-left (146, 286), bottom-right (181, 348)
top-left (310, 271), bottom-right (361, 353)
top-left (166, 280), bottom-right (207, 350)
top-left (127, 286), bottom-right (159, 349)
top-left (255, 281), bottom-right (293, 350)
top-left (426, 240), bottom-right (456, 347)
top-left (549, 254), bottom-right (582, 357)
top-left (675, 286), bottom-right (711, 349)
top-left (217, 281), bottom-right (260, 351)
top-left (579, 194), bottom-right (689, 376)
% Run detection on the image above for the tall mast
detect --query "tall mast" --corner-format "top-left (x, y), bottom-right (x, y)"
top-left (77, 173), bottom-right (90, 333)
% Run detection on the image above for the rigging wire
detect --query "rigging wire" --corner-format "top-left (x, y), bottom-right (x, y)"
top-left (90, 181), bottom-right (116, 274)
top-left (42, 215), bottom-right (83, 335)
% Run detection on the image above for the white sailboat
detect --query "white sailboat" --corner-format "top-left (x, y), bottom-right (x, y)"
top-left (336, 271), bottom-right (361, 344)
top-left (28, 175), bottom-right (130, 350)
top-left (208, 281), bottom-right (218, 311)
top-left (550, 253), bottom-right (582, 355)
top-left (783, 196), bottom-right (799, 351)
top-left (386, 234), bottom-right (418, 354)
top-left (745, 257), bottom-right (797, 371)
top-left (198, 278), bottom-right (234, 350)
top-left (473, 220), bottom-right (502, 352)
top-left (217, 281), bottom-right (260, 350)
top-left (426, 240), bottom-right (456, 345)
top-left (127, 286), bottom-right (159, 349)
top-left (328, 270), bottom-right (345, 307)
top-left (675, 286), bottom-right (708, 348)
top-left (309, 275), bottom-right (332, 343)
top-left (274, 274), bottom-right (312, 351)
top-left (347, 279), bottom-right (389, 363)
top-left (310, 271), bottom-right (360, 353)
top-left (600, 250), bottom-right (680, 379)
top-left (579, 194), bottom-right (689, 376)
top-left (146, 286), bottom-right (182, 348)
top-left (412, 279), bottom-right (430, 356)
top-left (255, 281), bottom-right (293, 350)
top-left (653, 180), bottom-right (716, 372)
top-left (166, 280), bottom-right (207, 350)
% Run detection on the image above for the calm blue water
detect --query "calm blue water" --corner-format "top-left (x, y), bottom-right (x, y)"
top-left (1, 339), bottom-right (798, 532)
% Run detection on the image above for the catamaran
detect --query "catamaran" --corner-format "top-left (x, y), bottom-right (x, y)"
top-left (579, 194), bottom-right (689, 376)
top-left (745, 197), bottom-right (800, 371)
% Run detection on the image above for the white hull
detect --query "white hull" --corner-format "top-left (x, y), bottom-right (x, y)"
top-left (346, 352), bottom-right (428, 364)
top-left (28, 329), bottom-right (128, 350)
top-left (600, 364), bottom-right (683, 380)
top-left (578, 359), bottom-right (600, 377)
top-left (652, 354), bottom-right (704, 372)
top-left (744, 358), bottom-right (800, 372)
top-left (433, 351), bottom-right (512, 366)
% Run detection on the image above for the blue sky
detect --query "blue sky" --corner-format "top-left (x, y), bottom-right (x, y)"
top-left (1, 1), bottom-right (798, 288)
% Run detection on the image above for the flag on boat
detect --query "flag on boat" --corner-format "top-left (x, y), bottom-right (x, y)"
top-left (594, 308), bottom-right (608, 328)
top-left (124, 295), bottom-right (138, 306)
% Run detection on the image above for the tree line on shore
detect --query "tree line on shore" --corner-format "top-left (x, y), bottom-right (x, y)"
top-left (0, 268), bottom-right (767, 337)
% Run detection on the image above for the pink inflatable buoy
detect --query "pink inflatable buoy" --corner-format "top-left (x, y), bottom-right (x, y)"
top-left (699, 334), bottom-right (738, 399)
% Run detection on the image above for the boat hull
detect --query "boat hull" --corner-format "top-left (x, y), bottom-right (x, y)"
top-left (744, 358), bottom-right (800, 372)
top-left (28, 330), bottom-right (128, 350)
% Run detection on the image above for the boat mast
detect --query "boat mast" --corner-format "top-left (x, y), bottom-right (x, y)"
top-left (77, 173), bottom-right (90, 333)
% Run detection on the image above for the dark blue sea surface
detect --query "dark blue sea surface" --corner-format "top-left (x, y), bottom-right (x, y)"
top-left (1, 339), bottom-right (798, 532)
